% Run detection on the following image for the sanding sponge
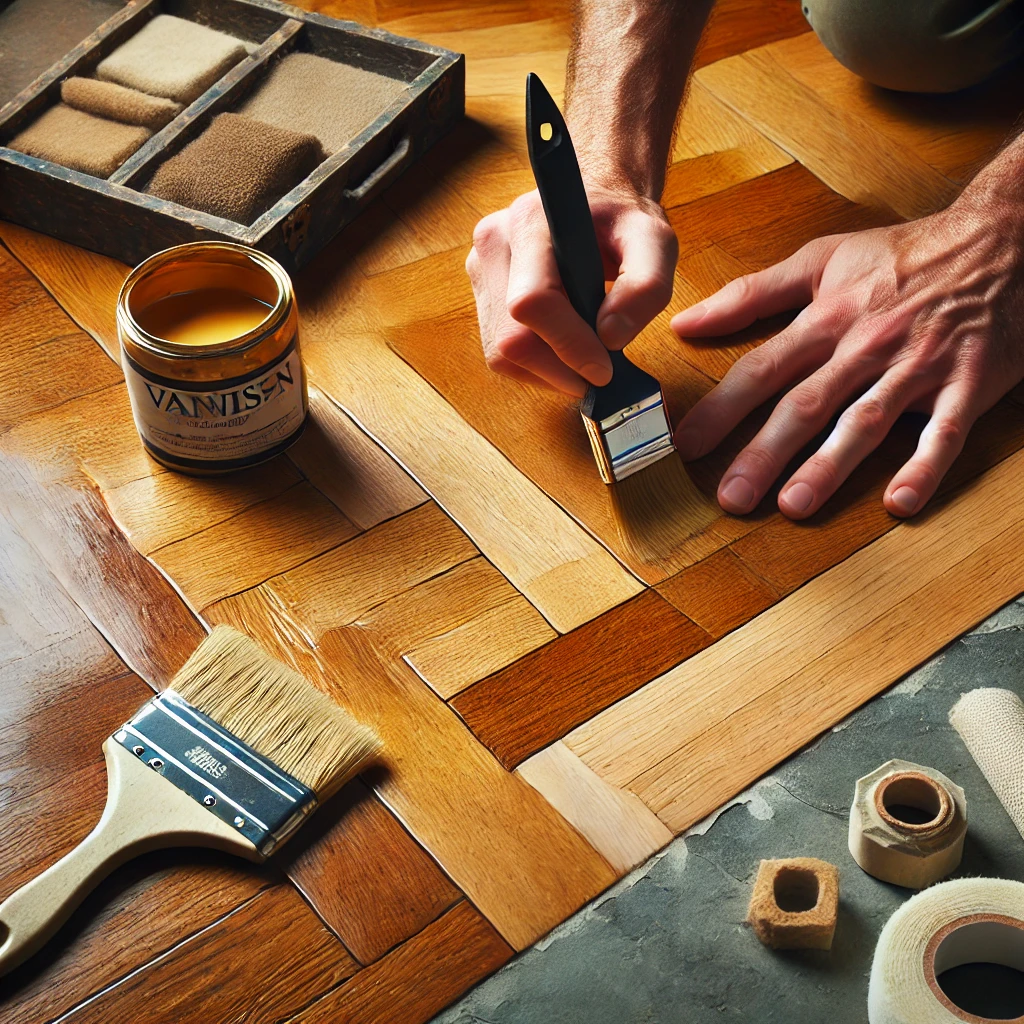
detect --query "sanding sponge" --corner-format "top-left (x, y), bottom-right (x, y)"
top-left (9, 103), bottom-right (150, 177)
top-left (96, 14), bottom-right (247, 104)
top-left (62, 76), bottom-right (183, 131)
top-left (147, 112), bottom-right (324, 224)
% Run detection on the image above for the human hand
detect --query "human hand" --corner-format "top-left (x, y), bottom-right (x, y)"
top-left (671, 197), bottom-right (1024, 519)
top-left (466, 183), bottom-right (678, 397)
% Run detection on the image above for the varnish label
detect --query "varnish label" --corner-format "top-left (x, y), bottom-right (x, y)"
top-left (123, 343), bottom-right (306, 469)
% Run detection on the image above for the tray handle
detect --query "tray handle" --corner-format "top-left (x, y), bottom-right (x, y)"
top-left (344, 136), bottom-right (412, 202)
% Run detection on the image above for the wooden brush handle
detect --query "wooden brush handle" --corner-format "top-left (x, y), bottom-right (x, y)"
top-left (0, 739), bottom-right (259, 977)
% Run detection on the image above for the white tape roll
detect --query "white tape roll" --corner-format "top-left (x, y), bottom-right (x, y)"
top-left (950, 688), bottom-right (1024, 841)
top-left (868, 877), bottom-right (1024, 1023)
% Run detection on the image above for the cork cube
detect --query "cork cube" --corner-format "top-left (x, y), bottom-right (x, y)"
top-left (747, 857), bottom-right (839, 950)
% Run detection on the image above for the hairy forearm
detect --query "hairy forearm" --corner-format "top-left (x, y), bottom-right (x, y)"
top-left (565, 0), bottom-right (712, 200)
top-left (958, 128), bottom-right (1024, 212)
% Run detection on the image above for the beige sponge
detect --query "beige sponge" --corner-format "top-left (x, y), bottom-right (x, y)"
top-left (747, 857), bottom-right (839, 950)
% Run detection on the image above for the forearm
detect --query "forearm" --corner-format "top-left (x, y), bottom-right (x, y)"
top-left (565, 0), bottom-right (712, 201)
top-left (956, 128), bottom-right (1024, 214)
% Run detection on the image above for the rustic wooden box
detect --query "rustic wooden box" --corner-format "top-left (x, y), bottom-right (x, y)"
top-left (0, 0), bottom-right (464, 273)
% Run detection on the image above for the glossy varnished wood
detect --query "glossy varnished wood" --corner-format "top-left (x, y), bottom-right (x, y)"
top-left (452, 591), bottom-right (712, 768)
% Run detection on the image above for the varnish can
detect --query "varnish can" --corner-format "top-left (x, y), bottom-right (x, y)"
top-left (117, 241), bottom-right (307, 475)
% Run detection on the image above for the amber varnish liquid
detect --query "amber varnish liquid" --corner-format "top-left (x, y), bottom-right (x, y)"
top-left (135, 288), bottom-right (272, 346)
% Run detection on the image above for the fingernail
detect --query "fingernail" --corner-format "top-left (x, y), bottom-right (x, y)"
top-left (675, 426), bottom-right (702, 460)
top-left (597, 313), bottom-right (635, 349)
top-left (720, 475), bottom-right (756, 513)
top-left (674, 302), bottom-right (707, 330)
top-left (783, 481), bottom-right (814, 513)
top-left (890, 486), bottom-right (919, 516)
top-left (580, 361), bottom-right (612, 387)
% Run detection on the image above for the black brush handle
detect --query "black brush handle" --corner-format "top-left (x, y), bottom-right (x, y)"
top-left (525, 73), bottom-right (659, 420)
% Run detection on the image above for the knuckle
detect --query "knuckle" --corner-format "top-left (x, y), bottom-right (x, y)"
top-left (506, 287), bottom-right (550, 325)
top-left (494, 328), bottom-right (534, 365)
top-left (508, 191), bottom-right (540, 227)
top-left (738, 445), bottom-right (778, 478)
top-left (844, 397), bottom-right (889, 437)
top-left (736, 345), bottom-right (778, 388)
top-left (465, 247), bottom-right (479, 279)
top-left (803, 454), bottom-right (839, 491)
top-left (472, 214), bottom-right (502, 252)
top-left (931, 417), bottom-right (965, 452)
top-left (784, 386), bottom-right (829, 425)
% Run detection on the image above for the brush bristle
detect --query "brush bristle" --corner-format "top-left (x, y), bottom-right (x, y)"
top-left (172, 625), bottom-right (380, 799)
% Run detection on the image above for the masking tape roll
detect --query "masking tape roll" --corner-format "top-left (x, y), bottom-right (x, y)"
top-left (849, 759), bottom-right (967, 889)
top-left (868, 877), bottom-right (1024, 1023)
top-left (950, 688), bottom-right (1024, 841)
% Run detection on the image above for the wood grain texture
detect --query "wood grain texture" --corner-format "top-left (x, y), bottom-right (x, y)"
top-left (452, 591), bottom-right (712, 768)
top-left (58, 885), bottom-right (357, 1024)
top-left (565, 446), bottom-right (1024, 832)
top-left (692, 0), bottom-right (808, 70)
top-left (697, 45), bottom-right (959, 218)
top-left (152, 481), bottom-right (359, 613)
top-left (207, 586), bottom-right (618, 950)
top-left (283, 780), bottom-right (461, 964)
top-left (517, 742), bottom-right (673, 874)
top-left (657, 546), bottom-right (779, 639)
top-left (292, 901), bottom-right (514, 1024)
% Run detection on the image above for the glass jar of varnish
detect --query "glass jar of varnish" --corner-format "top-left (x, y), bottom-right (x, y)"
top-left (117, 241), bottom-right (307, 475)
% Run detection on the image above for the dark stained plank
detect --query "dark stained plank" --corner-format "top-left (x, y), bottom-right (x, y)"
top-left (693, 0), bottom-right (809, 70)
top-left (292, 901), bottom-right (514, 1024)
top-left (657, 546), bottom-right (780, 638)
top-left (451, 591), bottom-right (713, 769)
top-left (58, 886), bottom-right (357, 1024)
top-left (0, 765), bottom-right (273, 1024)
top-left (282, 779), bottom-right (462, 964)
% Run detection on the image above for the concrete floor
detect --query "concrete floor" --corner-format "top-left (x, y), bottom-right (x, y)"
top-left (434, 597), bottom-right (1024, 1023)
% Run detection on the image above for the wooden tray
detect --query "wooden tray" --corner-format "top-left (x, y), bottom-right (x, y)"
top-left (0, 0), bottom-right (464, 273)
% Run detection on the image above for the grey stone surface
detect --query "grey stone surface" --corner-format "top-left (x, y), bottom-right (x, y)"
top-left (434, 597), bottom-right (1024, 1024)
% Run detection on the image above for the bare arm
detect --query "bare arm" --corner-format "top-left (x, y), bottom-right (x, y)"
top-left (466, 0), bottom-right (711, 395)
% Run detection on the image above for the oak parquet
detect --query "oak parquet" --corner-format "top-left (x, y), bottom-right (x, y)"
top-left (291, 901), bottom-right (514, 1024)
top-left (283, 779), bottom-right (461, 964)
top-left (451, 591), bottom-right (712, 768)
top-left (207, 586), bottom-right (618, 950)
top-left (59, 886), bottom-right (357, 1024)
top-left (2, 0), bottom-right (1023, 1018)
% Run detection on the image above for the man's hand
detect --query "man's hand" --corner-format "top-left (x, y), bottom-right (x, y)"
top-left (672, 178), bottom-right (1024, 519)
top-left (466, 184), bottom-right (677, 397)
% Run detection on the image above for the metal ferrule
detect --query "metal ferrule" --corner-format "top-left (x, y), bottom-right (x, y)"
top-left (112, 690), bottom-right (317, 857)
top-left (587, 393), bottom-right (675, 483)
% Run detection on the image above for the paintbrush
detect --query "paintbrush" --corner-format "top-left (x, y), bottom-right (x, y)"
top-left (525, 72), bottom-right (675, 484)
top-left (0, 625), bottom-right (379, 976)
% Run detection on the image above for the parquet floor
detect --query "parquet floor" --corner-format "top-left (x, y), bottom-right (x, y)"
top-left (3, 1), bottom-right (1024, 1020)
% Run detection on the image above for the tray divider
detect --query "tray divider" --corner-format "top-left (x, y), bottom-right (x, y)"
top-left (0, 0), bottom-right (163, 136)
top-left (111, 16), bottom-right (305, 187)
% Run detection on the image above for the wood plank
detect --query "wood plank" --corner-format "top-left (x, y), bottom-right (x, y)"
top-left (287, 386), bottom-right (428, 530)
top-left (291, 901), bottom-right (514, 1024)
top-left (206, 587), bottom-right (618, 950)
top-left (451, 591), bottom-right (712, 768)
top-left (696, 47), bottom-right (959, 218)
top-left (262, 501), bottom-right (479, 638)
top-left (152, 481), bottom-right (359, 613)
top-left (0, 455), bottom-right (206, 687)
top-left (283, 779), bottom-right (462, 964)
top-left (564, 445), bottom-right (1024, 833)
top-left (355, 555), bottom-right (556, 698)
top-left (664, 78), bottom-right (792, 208)
top-left (656, 546), bottom-right (779, 639)
top-left (517, 741), bottom-right (673, 874)
top-left (693, 0), bottom-right (809, 70)
top-left (58, 886), bottom-right (357, 1024)
top-left (103, 457), bottom-right (303, 555)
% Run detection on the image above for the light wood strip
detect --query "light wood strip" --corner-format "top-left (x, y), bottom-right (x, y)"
top-left (696, 47), bottom-right (960, 218)
top-left (206, 588), bottom-right (618, 950)
top-left (287, 387), bottom-right (428, 531)
top-left (152, 481), bottom-right (359, 613)
top-left (354, 555), bottom-right (556, 698)
top-left (299, 325), bottom-right (643, 631)
top-left (517, 742), bottom-right (672, 874)
top-left (565, 447), bottom-right (1024, 832)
